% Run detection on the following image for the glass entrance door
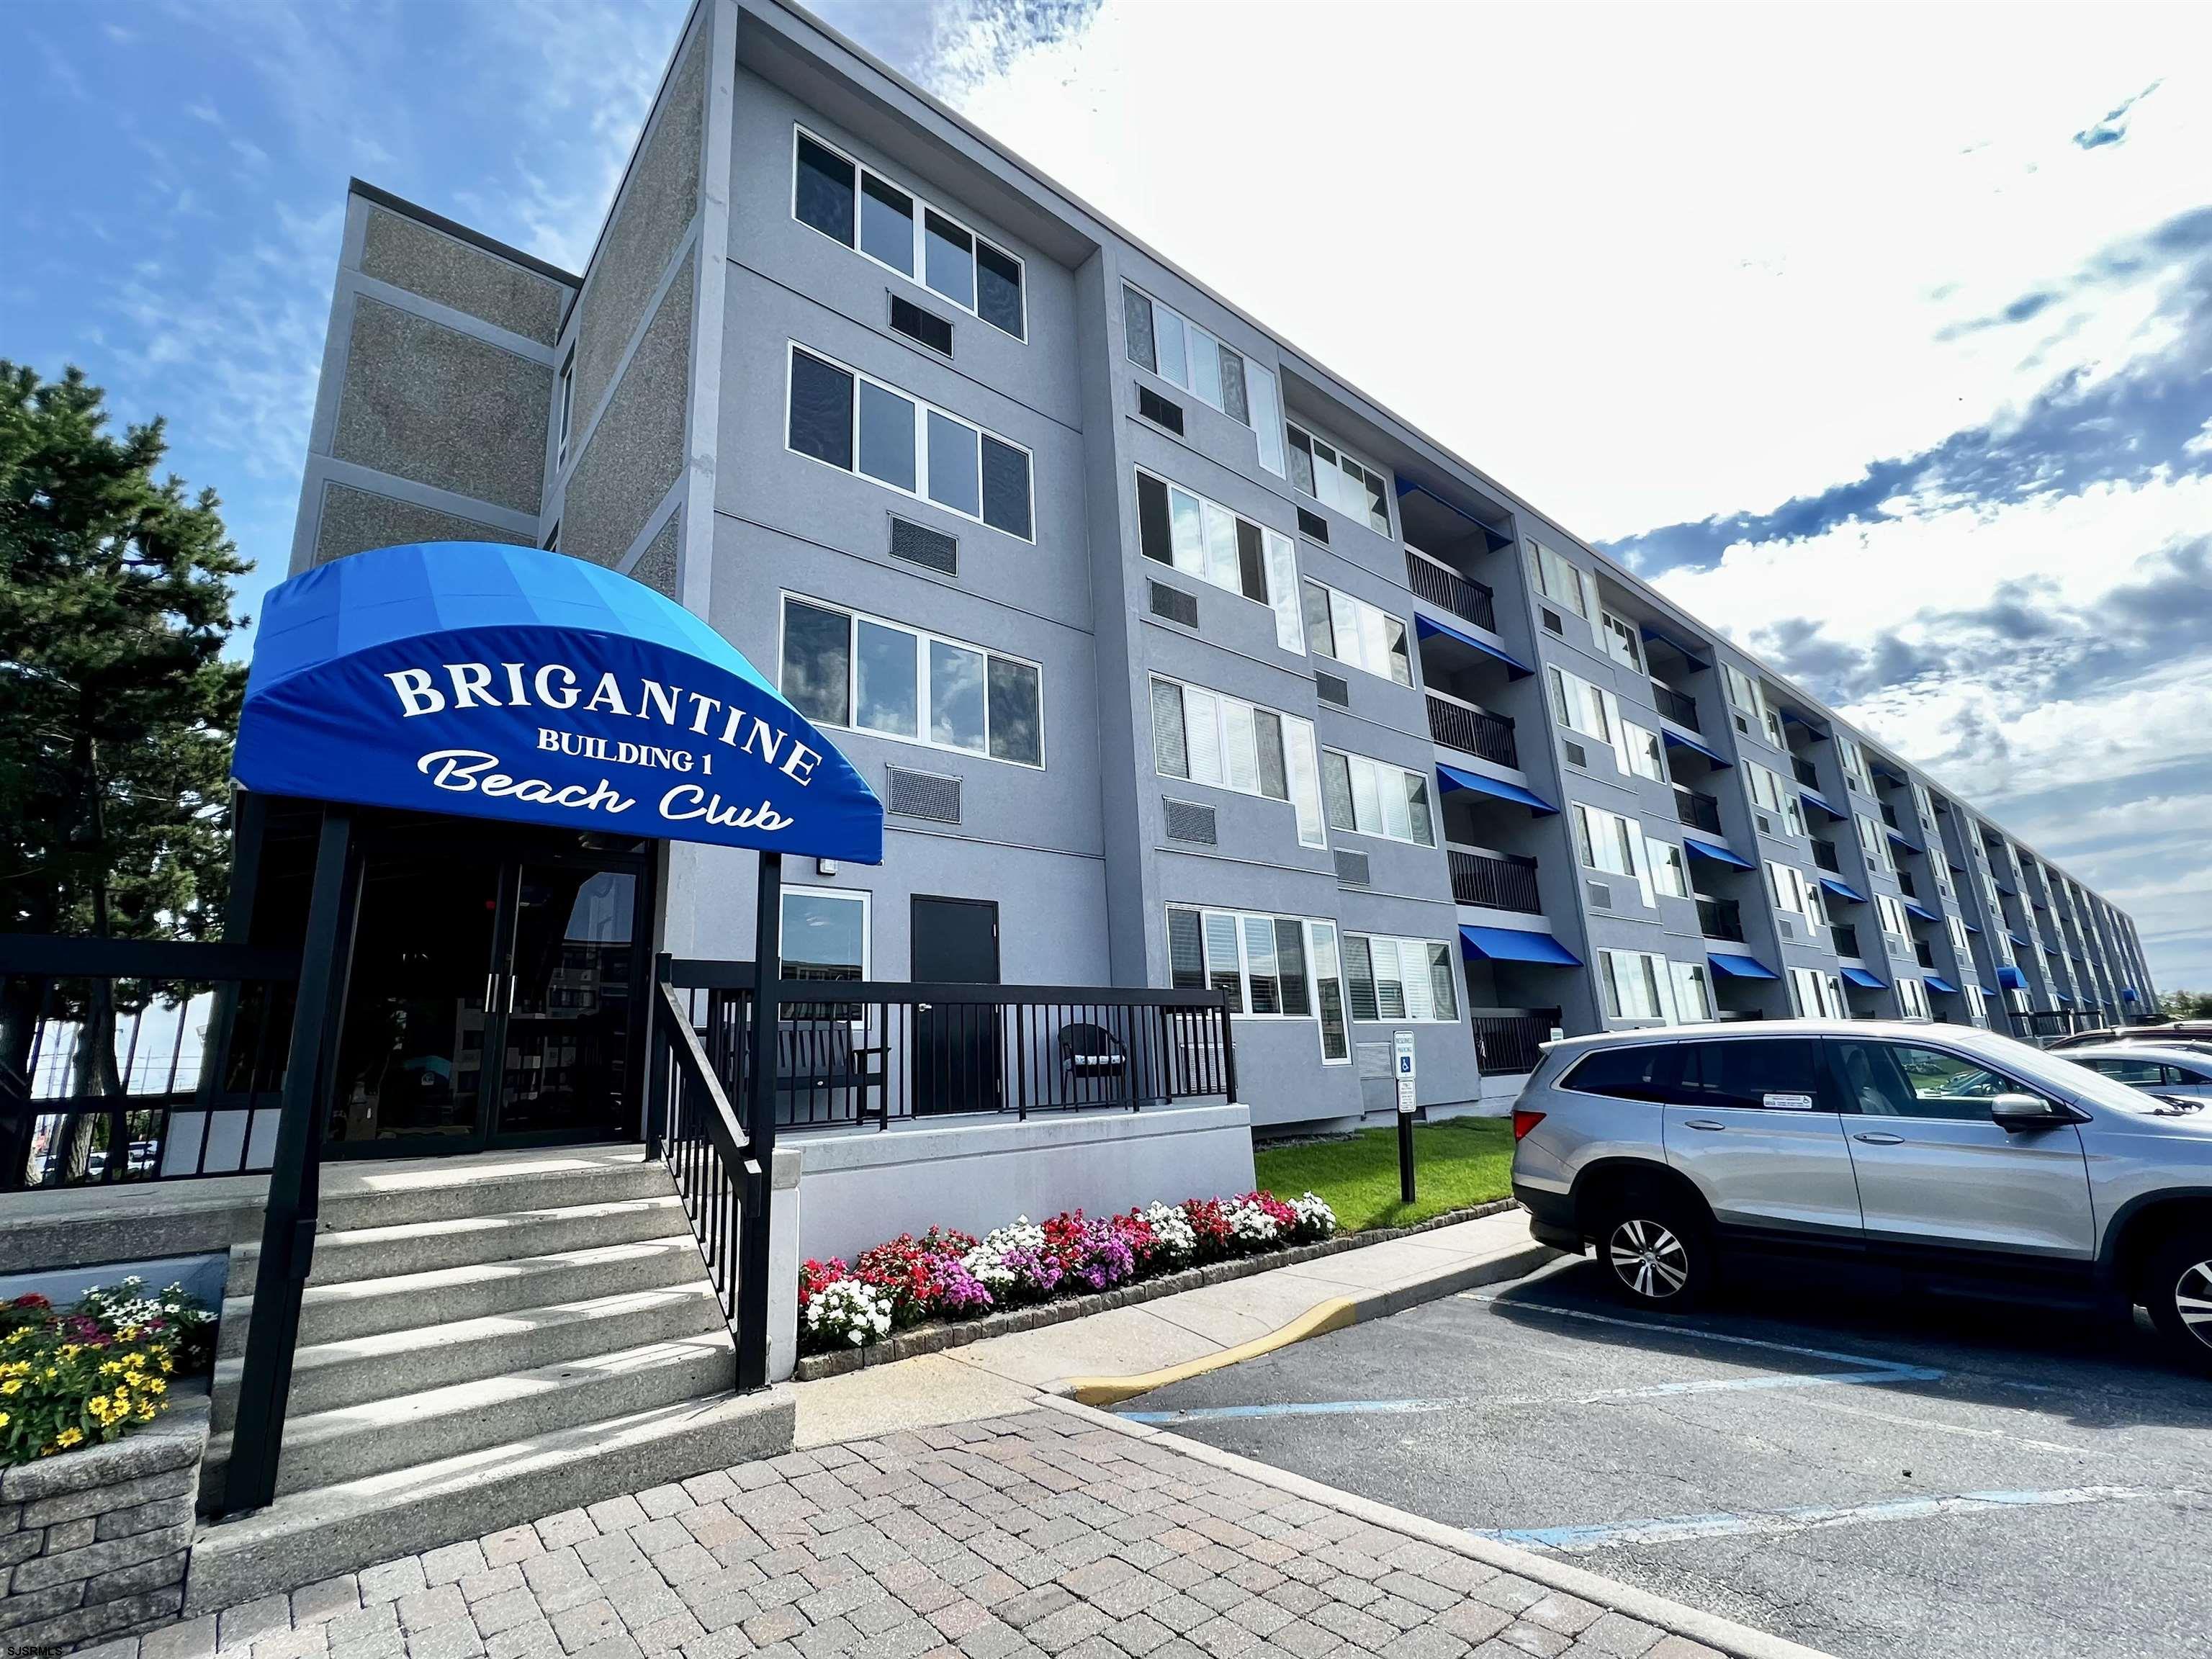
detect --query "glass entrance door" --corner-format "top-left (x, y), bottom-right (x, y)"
top-left (488, 865), bottom-right (640, 1143)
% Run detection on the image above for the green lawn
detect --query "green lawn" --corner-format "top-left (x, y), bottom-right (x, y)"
top-left (1254, 1115), bottom-right (1516, 1233)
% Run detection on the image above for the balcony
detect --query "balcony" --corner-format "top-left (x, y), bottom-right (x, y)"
top-left (1697, 896), bottom-right (1745, 942)
top-left (1915, 939), bottom-right (1936, 969)
top-left (1812, 840), bottom-right (1841, 873)
top-left (1405, 548), bottom-right (1496, 632)
top-left (1673, 786), bottom-right (1722, 835)
top-left (1426, 691), bottom-right (1519, 768)
top-left (1651, 681), bottom-right (1701, 731)
top-left (1791, 755), bottom-right (1820, 789)
top-left (1448, 845), bottom-right (1542, 914)
top-left (1471, 1008), bottom-right (1560, 1077)
top-left (1833, 924), bottom-right (1861, 958)
top-left (1896, 868), bottom-right (1917, 899)
top-left (1880, 802), bottom-right (1902, 830)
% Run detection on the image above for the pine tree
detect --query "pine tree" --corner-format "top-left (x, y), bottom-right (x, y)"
top-left (0, 362), bottom-right (250, 1179)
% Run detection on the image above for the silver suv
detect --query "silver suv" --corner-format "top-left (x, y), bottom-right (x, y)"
top-left (1509, 1020), bottom-right (2212, 1370)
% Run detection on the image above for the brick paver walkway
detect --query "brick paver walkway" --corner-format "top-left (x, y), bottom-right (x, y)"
top-left (100, 1412), bottom-right (1725, 1659)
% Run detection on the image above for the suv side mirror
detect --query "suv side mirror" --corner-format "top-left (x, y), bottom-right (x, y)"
top-left (1990, 1092), bottom-right (2065, 1132)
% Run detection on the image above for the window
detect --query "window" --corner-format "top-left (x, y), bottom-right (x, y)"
top-left (1529, 540), bottom-right (1590, 619)
top-left (1547, 665), bottom-right (1616, 747)
top-left (2082, 1056), bottom-right (2164, 1085)
top-left (792, 127), bottom-right (1025, 340)
top-left (1598, 950), bottom-right (1678, 1022)
top-left (1121, 285), bottom-right (1283, 476)
top-left (1572, 803), bottom-right (1652, 904)
top-left (1600, 612), bottom-right (1644, 672)
top-left (1833, 1040), bottom-right (2043, 1120)
top-left (787, 346), bottom-right (1033, 539)
top-left (1720, 664), bottom-right (1768, 739)
top-left (1948, 914), bottom-right (1973, 957)
top-left (1287, 422), bottom-right (1391, 536)
top-left (1858, 812), bottom-right (1895, 875)
top-left (1897, 977), bottom-right (1933, 1021)
top-left (1167, 907), bottom-right (1349, 1061)
top-left (1621, 721), bottom-right (1666, 782)
top-left (1671, 961), bottom-right (1716, 1022)
top-left (1563, 1044), bottom-right (1676, 1101)
top-left (1151, 676), bottom-right (1324, 848)
top-left (1344, 934), bottom-right (1459, 1022)
top-left (781, 886), bottom-right (869, 1019)
top-left (781, 597), bottom-right (1043, 767)
top-left (1837, 734), bottom-right (1871, 796)
top-left (1789, 966), bottom-right (1848, 1020)
top-left (1303, 580), bottom-right (1411, 685)
top-left (1673, 1038), bottom-right (1825, 1110)
top-left (1321, 749), bottom-right (1435, 847)
top-left (555, 347), bottom-right (577, 467)
top-left (1133, 469), bottom-right (1303, 651)
top-left (1874, 892), bottom-right (1911, 950)
top-left (1648, 838), bottom-right (1691, 899)
top-left (1765, 860), bottom-right (1825, 931)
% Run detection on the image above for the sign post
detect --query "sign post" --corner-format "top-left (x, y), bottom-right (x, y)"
top-left (1393, 1030), bottom-right (1417, 1205)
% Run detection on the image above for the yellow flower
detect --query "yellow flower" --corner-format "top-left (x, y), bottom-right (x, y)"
top-left (144, 1378), bottom-right (166, 1395)
top-left (1, 1378), bottom-right (20, 1395)
top-left (55, 1427), bottom-right (82, 1447)
top-left (0, 1409), bottom-right (9, 1428)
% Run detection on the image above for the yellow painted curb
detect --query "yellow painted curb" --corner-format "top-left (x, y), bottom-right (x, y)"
top-left (1063, 1295), bottom-right (1361, 1408)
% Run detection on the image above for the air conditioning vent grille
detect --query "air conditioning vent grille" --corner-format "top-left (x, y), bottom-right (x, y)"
top-left (1334, 848), bottom-right (1371, 886)
top-left (886, 765), bottom-right (961, 824)
top-left (889, 296), bottom-right (953, 355)
top-left (1136, 385), bottom-right (1184, 433)
top-left (1586, 881), bottom-right (1612, 910)
top-left (1754, 812), bottom-right (1773, 836)
top-left (889, 516), bottom-right (958, 575)
top-left (1148, 581), bottom-right (1199, 627)
top-left (1164, 797), bottom-right (1217, 845)
top-left (1296, 508), bottom-right (1330, 544)
top-left (1315, 671), bottom-right (1350, 708)
top-left (1563, 740), bottom-right (1588, 769)
top-left (1542, 608), bottom-right (1565, 635)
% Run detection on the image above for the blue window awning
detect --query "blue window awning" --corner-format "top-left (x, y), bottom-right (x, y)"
top-left (233, 541), bottom-right (886, 863)
top-left (1997, 965), bottom-right (2027, 992)
top-left (1817, 876), bottom-right (1865, 904)
top-left (1871, 760), bottom-right (1908, 786)
top-left (1995, 881), bottom-right (2017, 896)
top-left (1962, 919), bottom-right (1982, 935)
top-left (1459, 925), bottom-right (1581, 968)
top-left (1781, 706), bottom-right (1830, 739)
top-left (1979, 984), bottom-right (1998, 997)
top-left (2054, 991), bottom-right (2073, 1004)
top-left (1903, 899), bottom-right (1941, 923)
top-left (1683, 835), bottom-right (1755, 871)
top-left (1887, 829), bottom-right (1923, 854)
top-left (1662, 727), bottom-right (1732, 768)
top-left (2123, 986), bottom-right (2141, 1002)
top-left (1800, 788), bottom-right (1844, 819)
top-left (1436, 763), bottom-right (1557, 817)
top-left (1413, 613), bottom-right (1534, 678)
top-left (1948, 859), bottom-right (1968, 875)
top-left (1840, 966), bottom-right (1887, 990)
top-left (1708, 950), bottom-right (1779, 981)
top-left (1639, 622), bottom-right (1710, 670)
top-left (1925, 974), bottom-right (1961, 995)
top-left (2008, 931), bottom-right (2032, 949)
top-left (1395, 477), bottom-right (1510, 545)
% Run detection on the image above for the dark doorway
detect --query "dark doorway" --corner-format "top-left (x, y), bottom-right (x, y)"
top-left (911, 896), bottom-right (1001, 1116)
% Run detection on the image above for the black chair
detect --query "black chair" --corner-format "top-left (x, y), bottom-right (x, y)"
top-left (1058, 1020), bottom-right (1132, 1107)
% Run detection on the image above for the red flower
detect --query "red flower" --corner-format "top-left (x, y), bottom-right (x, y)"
top-left (1180, 1197), bottom-right (1232, 1262)
top-left (854, 1236), bottom-right (950, 1328)
top-left (799, 1257), bottom-right (848, 1313)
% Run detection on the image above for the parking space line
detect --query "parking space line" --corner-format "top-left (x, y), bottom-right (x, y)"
top-left (1460, 1290), bottom-right (1943, 1377)
top-left (1478, 1484), bottom-right (2177, 1553)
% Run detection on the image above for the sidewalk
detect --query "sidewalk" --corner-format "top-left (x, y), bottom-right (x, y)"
top-left (794, 1210), bottom-right (1555, 1449)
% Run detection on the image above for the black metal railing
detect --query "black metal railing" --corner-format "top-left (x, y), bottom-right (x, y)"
top-left (0, 935), bottom-right (300, 1193)
top-left (1673, 788), bottom-right (1723, 835)
top-left (1652, 682), bottom-right (1701, 730)
top-left (1833, 924), bottom-right (1861, 958)
top-left (1812, 840), bottom-right (1841, 873)
top-left (1449, 848), bottom-right (1542, 913)
top-left (649, 976), bottom-right (763, 1355)
top-left (1426, 693), bottom-right (1518, 768)
top-left (1406, 549), bottom-right (1496, 632)
top-left (1471, 1009), bottom-right (1559, 1076)
top-left (1791, 756), bottom-right (1820, 789)
top-left (665, 963), bottom-right (1237, 1131)
top-left (1697, 898), bottom-right (1745, 942)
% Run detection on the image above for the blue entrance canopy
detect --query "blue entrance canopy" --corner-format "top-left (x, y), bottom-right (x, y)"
top-left (1437, 763), bottom-right (1557, 816)
top-left (1708, 950), bottom-right (1778, 981)
top-left (233, 542), bottom-right (886, 863)
top-left (1683, 835), bottom-right (1755, 871)
top-left (1414, 613), bottom-right (1533, 678)
top-left (1662, 728), bottom-right (1732, 769)
top-left (1817, 875), bottom-right (1865, 904)
top-left (1840, 966), bottom-right (1887, 990)
top-left (1459, 925), bottom-right (1581, 967)
top-left (1800, 788), bottom-right (1844, 819)
top-left (1902, 899), bottom-right (1941, 923)
top-left (1997, 965), bottom-right (2027, 992)
top-left (1924, 974), bottom-right (1961, 995)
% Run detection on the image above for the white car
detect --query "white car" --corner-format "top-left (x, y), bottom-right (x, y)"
top-left (2064, 1043), bottom-right (2212, 1105)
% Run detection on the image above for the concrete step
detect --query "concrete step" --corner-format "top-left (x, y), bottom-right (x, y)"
top-left (314, 1147), bottom-right (667, 1234)
top-left (210, 1284), bottom-right (729, 1431)
top-left (217, 1236), bottom-right (711, 1357)
top-left (229, 1195), bottom-right (691, 1287)
top-left (201, 1331), bottom-right (737, 1503)
top-left (186, 1387), bottom-right (793, 1617)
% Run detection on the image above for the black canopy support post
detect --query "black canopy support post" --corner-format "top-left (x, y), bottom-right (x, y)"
top-left (734, 850), bottom-right (781, 1392)
top-left (202, 788), bottom-right (271, 1100)
top-left (222, 806), bottom-right (360, 1518)
top-left (645, 951), bottom-right (674, 1161)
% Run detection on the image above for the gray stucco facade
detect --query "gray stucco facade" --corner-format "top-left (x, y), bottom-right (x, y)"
top-left (286, 0), bottom-right (2159, 1134)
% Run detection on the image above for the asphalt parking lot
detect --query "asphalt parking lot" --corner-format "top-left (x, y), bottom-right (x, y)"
top-left (1119, 1255), bottom-right (2212, 1658)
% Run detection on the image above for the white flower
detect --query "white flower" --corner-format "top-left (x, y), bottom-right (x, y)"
top-left (1140, 1202), bottom-right (1197, 1264)
top-left (1291, 1192), bottom-right (1338, 1239)
top-left (804, 1279), bottom-right (891, 1347)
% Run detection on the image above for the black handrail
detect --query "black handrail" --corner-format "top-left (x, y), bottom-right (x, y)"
top-left (1673, 788), bottom-right (1722, 834)
top-left (1652, 683), bottom-right (1701, 731)
top-left (1697, 897), bottom-right (1745, 942)
top-left (1471, 1010), bottom-right (1557, 1076)
top-left (1449, 848), bottom-right (1541, 913)
top-left (1426, 694), bottom-right (1518, 768)
top-left (1405, 549), bottom-right (1496, 631)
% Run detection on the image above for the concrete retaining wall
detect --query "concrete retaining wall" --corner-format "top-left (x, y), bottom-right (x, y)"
top-left (787, 1104), bottom-right (1256, 1264)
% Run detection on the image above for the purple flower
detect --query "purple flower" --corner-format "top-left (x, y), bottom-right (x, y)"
top-left (935, 1258), bottom-right (994, 1317)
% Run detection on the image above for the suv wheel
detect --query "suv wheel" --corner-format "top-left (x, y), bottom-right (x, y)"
top-left (2144, 1230), bottom-right (2212, 1374)
top-left (1597, 1192), bottom-right (1708, 1309)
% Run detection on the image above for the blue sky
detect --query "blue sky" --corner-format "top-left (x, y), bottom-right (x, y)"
top-left (4, 0), bottom-right (2208, 990)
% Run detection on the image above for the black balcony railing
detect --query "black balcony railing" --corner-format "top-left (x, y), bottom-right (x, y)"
top-left (1449, 847), bottom-right (1542, 913)
top-left (1652, 682), bottom-right (1701, 730)
top-left (1812, 840), bottom-right (1841, 873)
top-left (1791, 756), bottom-right (1820, 788)
top-left (1406, 549), bottom-right (1496, 632)
top-left (1833, 924), bottom-right (1861, 958)
top-left (1698, 897), bottom-right (1745, 942)
top-left (1426, 693), bottom-right (1519, 768)
top-left (1471, 1008), bottom-right (1560, 1077)
top-left (1673, 788), bottom-right (1722, 835)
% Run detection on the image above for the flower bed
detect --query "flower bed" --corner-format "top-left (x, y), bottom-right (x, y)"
top-left (0, 1277), bottom-right (215, 1466)
top-left (799, 1190), bottom-right (1337, 1354)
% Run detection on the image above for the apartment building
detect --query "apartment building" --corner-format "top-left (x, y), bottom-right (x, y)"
top-left (283, 0), bottom-right (2157, 1132)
